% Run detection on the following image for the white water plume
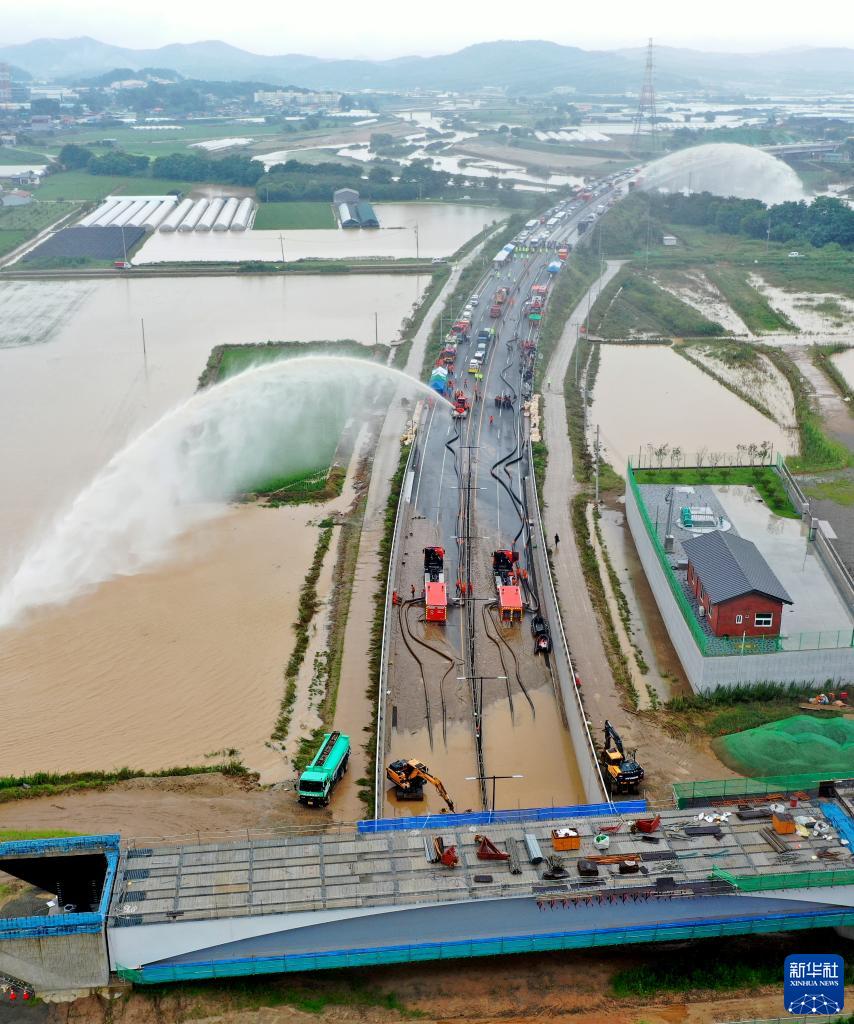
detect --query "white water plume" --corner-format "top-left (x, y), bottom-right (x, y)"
top-left (0, 356), bottom-right (436, 628)
top-left (640, 143), bottom-right (806, 204)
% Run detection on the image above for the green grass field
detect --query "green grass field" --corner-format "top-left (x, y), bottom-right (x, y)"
top-left (0, 200), bottom-right (81, 257)
top-left (0, 146), bottom-right (51, 164)
top-left (705, 265), bottom-right (796, 333)
top-left (590, 268), bottom-right (725, 338)
top-left (0, 830), bottom-right (79, 842)
top-left (252, 202), bottom-right (336, 230)
top-left (633, 465), bottom-right (799, 518)
top-left (35, 171), bottom-right (196, 201)
top-left (34, 122), bottom-right (284, 159)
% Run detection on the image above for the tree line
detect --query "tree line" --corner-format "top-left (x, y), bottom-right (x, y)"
top-left (650, 190), bottom-right (854, 249)
top-left (58, 143), bottom-right (264, 185)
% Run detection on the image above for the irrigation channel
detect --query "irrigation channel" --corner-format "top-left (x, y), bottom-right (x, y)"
top-left (380, 185), bottom-right (624, 816)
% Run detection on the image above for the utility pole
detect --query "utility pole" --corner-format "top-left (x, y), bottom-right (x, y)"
top-left (414, 223), bottom-right (420, 260)
top-left (594, 424), bottom-right (601, 504)
top-left (631, 38), bottom-right (658, 155)
top-left (374, 311), bottom-right (378, 346)
top-left (279, 233), bottom-right (285, 263)
top-left (140, 317), bottom-right (147, 362)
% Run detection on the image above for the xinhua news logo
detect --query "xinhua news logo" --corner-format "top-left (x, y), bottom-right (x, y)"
top-left (784, 954), bottom-right (845, 1015)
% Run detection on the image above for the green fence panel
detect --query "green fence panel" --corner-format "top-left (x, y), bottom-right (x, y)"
top-left (673, 772), bottom-right (845, 806)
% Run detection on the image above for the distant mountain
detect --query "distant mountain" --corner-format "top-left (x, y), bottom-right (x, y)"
top-left (616, 44), bottom-right (854, 93)
top-left (1, 35), bottom-right (853, 94)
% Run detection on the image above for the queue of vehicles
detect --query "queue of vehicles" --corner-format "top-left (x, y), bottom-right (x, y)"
top-left (299, 167), bottom-right (641, 812)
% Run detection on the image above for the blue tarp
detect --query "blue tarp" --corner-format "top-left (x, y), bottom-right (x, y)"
top-left (357, 800), bottom-right (646, 833)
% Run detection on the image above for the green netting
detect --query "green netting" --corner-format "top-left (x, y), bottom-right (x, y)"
top-left (717, 715), bottom-right (854, 777)
top-left (673, 772), bottom-right (841, 806)
top-left (712, 865), bottom-right (854, 892)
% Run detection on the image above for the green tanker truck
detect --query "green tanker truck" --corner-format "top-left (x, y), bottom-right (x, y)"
top-left (297, 731), bottom-right (350, 807)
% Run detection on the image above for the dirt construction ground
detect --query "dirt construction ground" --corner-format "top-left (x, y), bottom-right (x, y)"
top-left (5, 944), bottom-right (851, 1024)
top-left (0, 773), bottom-right (334, 841)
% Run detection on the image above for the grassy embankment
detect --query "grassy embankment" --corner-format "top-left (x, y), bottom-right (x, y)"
top-left (0, 146), bottom-right (50, 163)
top-left (359, 444), bottom-right (410, 812)
top-left (588, 266), bottom-right (725, 339)
top-left (252, 201), bottom-right (336, 230)
top-left (0, 200), bottom-right (81, 258)
top-left (633, 465), bottom-right (799, 518)
top-left (655, 681), bottom-right (835, 742)
top-left (0, 830), bottom-right (79, 841)
top-left (272, 521), bottom-right (334, 747)
top-left (34, 171), bottom-right (198, 201)
top-left (612, 930), bottom-right (854, 997)
top-left (200, 338), bottom-right (387, 504)
top-left (0, 762), bottom-right (248, 805)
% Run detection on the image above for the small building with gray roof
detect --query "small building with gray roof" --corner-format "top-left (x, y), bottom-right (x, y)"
top-left (683, 530), bottom-right (793, 639)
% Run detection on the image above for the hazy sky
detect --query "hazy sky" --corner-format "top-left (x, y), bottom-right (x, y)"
top-left (3, 0), bottom-right (849, 58)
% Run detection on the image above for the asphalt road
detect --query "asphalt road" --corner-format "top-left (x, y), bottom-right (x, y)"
top-left (388, 179), bottom-right (628, 810)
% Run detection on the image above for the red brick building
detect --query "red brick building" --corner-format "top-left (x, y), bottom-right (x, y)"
top-left (683, 530), bottom-right (793, 639)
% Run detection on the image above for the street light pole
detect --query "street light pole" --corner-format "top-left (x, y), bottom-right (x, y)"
top-left (465, 773), bottom-right (524, 812)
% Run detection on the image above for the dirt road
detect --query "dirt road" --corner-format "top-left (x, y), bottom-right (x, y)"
top-left (540, 262), bottom-right (733, 800)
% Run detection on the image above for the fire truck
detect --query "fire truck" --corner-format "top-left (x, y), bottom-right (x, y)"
top-left (423, 547), bottom-right (447, 622)
top-left (492, 549), bottom-right (523, 622)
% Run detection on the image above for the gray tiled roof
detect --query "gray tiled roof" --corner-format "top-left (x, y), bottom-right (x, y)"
top-left (682, 530), bottom-right (793, 606)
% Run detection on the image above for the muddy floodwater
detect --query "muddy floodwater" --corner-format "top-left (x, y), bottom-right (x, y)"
top-left (833, 347), bottom-right (854, 391)
top-left (384, 686), bottom-right (583, 817)
top-left (0, 504), bottom-right (316, 778)
top-left (0, 272), bottom-right (425, 778)
top-left (0, 274), bottom-right (424, 558)
top-left (590, 345), bottom-right (797, 470)
top-left (135, 202), bottom-right (502, 264)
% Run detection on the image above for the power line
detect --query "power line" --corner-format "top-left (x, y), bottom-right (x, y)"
top-left (631, 38), bottom-right (658, 155)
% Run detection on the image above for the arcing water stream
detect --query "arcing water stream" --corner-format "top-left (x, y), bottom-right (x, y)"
top-left (640, 143), bottom-right (806, 203)
top-left (0, 356), bottom-right (438, 629)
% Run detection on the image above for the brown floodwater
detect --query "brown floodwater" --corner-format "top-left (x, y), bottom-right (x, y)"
top-left (0, 275), bottom-right (424, 566)
top-left (383, 686), bottom-right (584, 817)
top-left (0, 504), bottom-right (317, 778)
top-left (135, 203), bottom-right (501, 264)
top-left (590, 345), bottom-right (797, 471)
top-left (0, 272), bottom-right (430, 779)
top-left (833, 348), bottom-right (854, 391)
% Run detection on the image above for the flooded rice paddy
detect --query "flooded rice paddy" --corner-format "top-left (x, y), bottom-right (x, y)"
top-left (0, 504), bottom-right (318, 778)
top-left (0, 275), bottom-right (424, 554)
top-left (590, 345), bottom-right (797, 471)
top-left (833, 347), bottom-right (854, 390)
top-left (0, 273), bottom-right (428, 777)
top-left (136, 202), bottom-right (502, 264)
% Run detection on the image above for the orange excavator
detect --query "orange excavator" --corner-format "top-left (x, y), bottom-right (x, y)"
top-left (386, 759), bottom-right (455, 811)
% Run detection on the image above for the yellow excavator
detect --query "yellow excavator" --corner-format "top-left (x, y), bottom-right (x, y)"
top-left (386, 759), bottom-right (455, 811)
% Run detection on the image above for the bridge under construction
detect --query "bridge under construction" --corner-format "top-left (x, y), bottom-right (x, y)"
top-left (0, 775), bottom-right (853, 997)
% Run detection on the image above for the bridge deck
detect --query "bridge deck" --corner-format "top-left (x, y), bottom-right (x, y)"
top-left (108, 797), bottom-right (854, 928)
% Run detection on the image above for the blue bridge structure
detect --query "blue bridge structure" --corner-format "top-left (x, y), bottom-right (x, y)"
top-left (1, 778), bottom-right (853, 997)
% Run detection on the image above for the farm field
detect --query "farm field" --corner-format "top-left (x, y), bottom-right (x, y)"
top-left (0, 146), bottom-right (51, 164)
top-left (252, 202), bottom-right (336, 230)
top-left (34, 171), bottom-right (198, 201)
top-left (0, 200), bottom-right (81, 258)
